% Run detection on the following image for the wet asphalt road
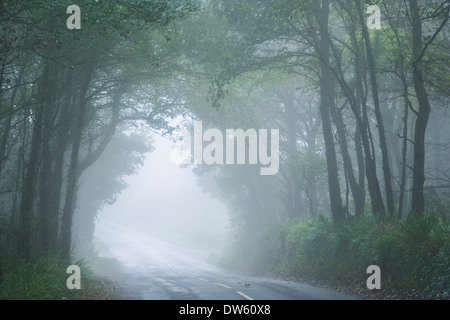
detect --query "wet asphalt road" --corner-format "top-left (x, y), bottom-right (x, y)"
top-left (95, 219), bottom-right (357, 300)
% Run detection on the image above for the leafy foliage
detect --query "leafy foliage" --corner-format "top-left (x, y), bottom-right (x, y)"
top-left (210, 212), bottom-right (450, 299)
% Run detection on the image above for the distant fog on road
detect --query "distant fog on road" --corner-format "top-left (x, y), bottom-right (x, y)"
top-left (95, 134), bottom-right (230, 251)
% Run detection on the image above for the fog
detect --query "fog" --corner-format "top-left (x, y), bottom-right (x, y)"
top-left (1, 0), bottom-right (448, 301)
top-left (95, 134), bottom-right (230, 251)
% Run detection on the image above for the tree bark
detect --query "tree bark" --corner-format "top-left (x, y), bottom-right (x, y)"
top-left (409, 0), bottom-right (431, 215)
top-left (328, 6), bottom-right (384, 216)
top-left (331, 102), bottom-right (365, 218)
top-left (48, 69), bottom-right (75, 252)
top-left (61, 67), bottom-right (94, 261)
top-left (356, 0), bottom-right (394, 215)
top-left (318, 0), bottom-right (345, 224)
top-left (17, 62), bottom-right (50, 259)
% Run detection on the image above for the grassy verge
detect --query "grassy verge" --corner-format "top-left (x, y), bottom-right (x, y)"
top-left (0, 253), bottom-right (120, 300)
top-left (208, 212), bottom-right (449, 299)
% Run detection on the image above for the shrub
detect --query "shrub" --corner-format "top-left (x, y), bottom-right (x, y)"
top-left (208, 212), bottom-right (449, 299)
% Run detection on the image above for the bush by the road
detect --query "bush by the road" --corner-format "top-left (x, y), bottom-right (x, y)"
top-left (209, 212), bottom-right (449, 299)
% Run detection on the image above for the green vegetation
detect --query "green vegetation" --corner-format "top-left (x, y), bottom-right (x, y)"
top-left (0, 254), bottom-right (118, 300)
top-left (209, 212), bottom-right (449, 299)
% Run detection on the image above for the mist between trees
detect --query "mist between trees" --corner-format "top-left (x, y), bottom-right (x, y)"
top-left (0, 0), bottom-right (449, 299)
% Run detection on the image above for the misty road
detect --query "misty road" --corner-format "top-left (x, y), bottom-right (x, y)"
top-left (95, 219), bottom-right (357, 300)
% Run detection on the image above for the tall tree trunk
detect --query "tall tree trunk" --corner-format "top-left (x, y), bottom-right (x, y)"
top-left (318, 0), bottom-right (345, 224)
top-left (409, 0), bottom-right (432, 215)
top-left (330, 7), bottom-right (383, 216)
top-left (398, 93), bottom-right (410, 219)
top-left (61, 67), bottom-right (94, 261)
top-left (331, 102), bottom-right (365, 218)
top-left (396, 45), bottom-right (413, 220)
top-left (38, 65), bottom-right (61, 253)
top-left (17, 63), bottom-right (50, 259)
top-left (356, 0), bottom-right (394, 215)
top-left (39, 129), bottom-right (52, 252)
top-left (5, 144), bottom-right (23, 251)
top-left (49, 70), bottom-right (75, 252)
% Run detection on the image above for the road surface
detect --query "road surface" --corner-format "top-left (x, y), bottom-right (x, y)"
top-left (94, 219), bottom-right (358, 300)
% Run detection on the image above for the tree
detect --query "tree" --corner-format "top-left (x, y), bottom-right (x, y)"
top-left (317, 0), bottom-right (346, 223)
top-left (409, 0), bottom-right (449, 215)
top-left (0, 0), bottom-right (200, 261)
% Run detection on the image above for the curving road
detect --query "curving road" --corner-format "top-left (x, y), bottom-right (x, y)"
top-left (94, 219), bottom-right (358, 300)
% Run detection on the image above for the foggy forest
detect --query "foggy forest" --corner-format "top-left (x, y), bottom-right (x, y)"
top-left (0, 0), bottom-right (449, 302)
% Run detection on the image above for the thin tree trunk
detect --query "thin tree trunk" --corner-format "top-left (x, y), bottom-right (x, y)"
top-left (356, 0), bottom-right (394, 215)
top-left (61, 67), bottom-right (94, 261)
top-left (318, 0), bottom-right (345, 224)
top-left (39, 130), bottom-right (52, 252)
top-left (17, 63), bottom-right (49, 259)
top-left (49, 70), bottom-right (75, 252)
top-left (331, 102), bottom-right (364, 218)
top-left (398, 93), bottom-right (410, 219)
top-left (329, 8), bottom-right (383, 216)
top-left (409, 0), bottom-right (432, 215)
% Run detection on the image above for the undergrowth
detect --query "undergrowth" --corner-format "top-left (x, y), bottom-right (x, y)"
top-left (208, 212), bottom-right (449, 299)
top-left (0, 253), bottom-right (117, 300)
